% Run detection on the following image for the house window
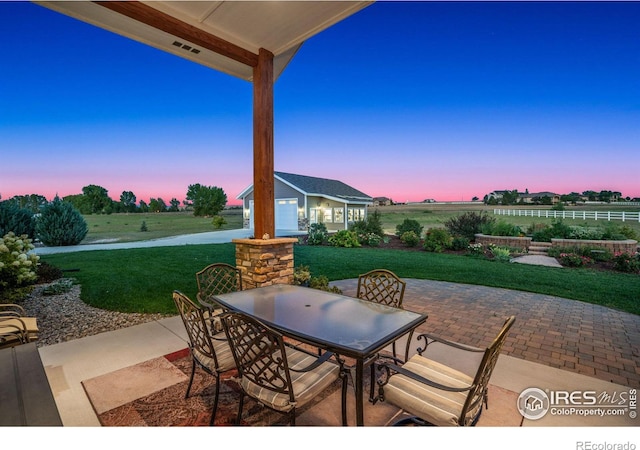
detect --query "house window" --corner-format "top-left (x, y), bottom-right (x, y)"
top-left (323, 208), bottom-right (333, 223)
top-left (348, 208), bottom-right (365, 222)
top-left (334, 208), bottom-right (344, 223)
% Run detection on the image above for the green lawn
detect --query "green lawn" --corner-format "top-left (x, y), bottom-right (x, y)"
top-left (81, 210), bottom-right (243, 244)
top-left (41, 243), bottom-right (640, 316)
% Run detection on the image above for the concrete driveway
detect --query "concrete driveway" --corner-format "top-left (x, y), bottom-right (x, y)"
top-left (32, 229), bottom-right (306, 255)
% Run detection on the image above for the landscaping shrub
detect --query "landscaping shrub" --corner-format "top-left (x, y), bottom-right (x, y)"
top-left (36, 261), bottom-right (64, 283)
top-left (328, 230), bottom-right (360, 248)
top-left (444, 211), bottom-right (494, 241)
top-left (42, 278), bottom-right (76, 296)
top-left (395, 218), bottom-right (423, 238)
top-left (567, 225), bottom-right (605, 240)
top-left (399, 230), bottom-right (420, 247)
top-left (558, 253), bottom-right (593, 268)
top-left (292, 265), bottom-right (311, 286)
top-left (359, 232), bottom-right (382, 247)
top-left (489, 245), bottom-right (512, 262)
top-left (307, 223), bottom-right (328, 245)
top-left (466, 242), bottom-right (486, 257)
top-left (451, 236), bottom-right (470, 251)
top-left (612, 252), bottom-right (640, 274)
top-left (423, 228), bottom-right (452, 253)
top-left (531, 220), bottom-right (572, 242)
top-left (309, 275), bottom-right (342, 293)
top-left (35, 197), bottom-right (88, 246)
top-left (293, 264), bottom-right (341, 293)
top-left (0, 232), bottom-right (40, 301)
top-left (0, 201), bottom-right (35, 239)
top-left (211, 215), bottom-right (226, 229)
top-left (481, 219), bottom-right (522, 237)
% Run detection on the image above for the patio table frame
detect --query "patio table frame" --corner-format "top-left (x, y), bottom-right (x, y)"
top-left (211, 284), bottom-right (427, 426)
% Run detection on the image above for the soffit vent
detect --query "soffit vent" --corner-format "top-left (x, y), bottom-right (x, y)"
top-left (172, 40), bottom-right (201, 54)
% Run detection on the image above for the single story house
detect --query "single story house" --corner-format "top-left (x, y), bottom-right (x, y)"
top-left (237, 171), bottom-right (373, 231)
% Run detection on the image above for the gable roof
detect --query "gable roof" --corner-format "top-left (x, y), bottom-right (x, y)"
top-left (237, 171), bottom-right (372, 203)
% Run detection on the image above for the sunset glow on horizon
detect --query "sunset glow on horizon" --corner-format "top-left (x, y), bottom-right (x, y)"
top-left (2, 2), bottom-right (639, 206)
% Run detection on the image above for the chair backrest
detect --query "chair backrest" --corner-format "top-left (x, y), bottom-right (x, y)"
top-left (356, 269), bottom-right (406, 308)
top-left (221, 311), bottom-right (294, 403)
top-left (460, 316), bottom-right (516, 425)
top-left (196, 263), bottom-right (242, 304)
top-left (172, 290), bottom-right (220, 366)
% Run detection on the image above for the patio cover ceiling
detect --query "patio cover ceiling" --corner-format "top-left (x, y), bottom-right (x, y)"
top-left (36, 1), bottom-right (372, 82)
top-left (34, 1), bottom-right (372, 238)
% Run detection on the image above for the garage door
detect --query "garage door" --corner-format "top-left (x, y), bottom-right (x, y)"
top-left (248, 199), bottom-right (298, 231)
top-left (275, 199), bottom-right (298, 230)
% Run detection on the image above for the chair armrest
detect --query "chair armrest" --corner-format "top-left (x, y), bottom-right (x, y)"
top-left (377, 359), bottom-right (475, 394)
top-left (0, 303), bottom-right (27, 317)
top-left (289, 350), bottom-right (336, 373)
top-left (415, 332), bottom-right (483, 355)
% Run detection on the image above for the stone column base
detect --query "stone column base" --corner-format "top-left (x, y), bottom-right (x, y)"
top-left (233, 237), bottom-right (298, 289)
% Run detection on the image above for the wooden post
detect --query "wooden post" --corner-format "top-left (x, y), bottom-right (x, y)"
top-left (253, 48), bottom-right (275, 239)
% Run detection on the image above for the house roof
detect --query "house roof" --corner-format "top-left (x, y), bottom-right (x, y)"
top-left (37, 1), bottom-right (372, 81)
top-left (237, 171), bottom-right (373, 204)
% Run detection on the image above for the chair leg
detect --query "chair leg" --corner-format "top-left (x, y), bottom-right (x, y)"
top-left (185, 358), bottom-right (196, 398)
top-left (369, 363), bottom-right (376, 403)
top-left (209, 375), bottom-right (221, 426)
top-left (341, 371), bottom-right (348, 426)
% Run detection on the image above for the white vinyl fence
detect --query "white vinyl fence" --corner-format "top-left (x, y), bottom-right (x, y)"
top-left (493, 209), bottom-right (640, 222)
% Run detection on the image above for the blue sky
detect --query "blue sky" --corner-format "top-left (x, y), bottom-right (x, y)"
top-left (1, 1), bottom-right (639, 205)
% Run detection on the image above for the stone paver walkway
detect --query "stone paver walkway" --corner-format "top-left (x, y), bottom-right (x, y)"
top-left (332, 278), bottom-right (640, 387)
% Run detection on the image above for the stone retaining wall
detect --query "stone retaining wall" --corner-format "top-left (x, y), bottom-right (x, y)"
top-left (474, 234), bottom-right (531, 251)
top-left (551, 238), bottom-right (638, 255)
top-left (475, 234), bottom-right (638, 255)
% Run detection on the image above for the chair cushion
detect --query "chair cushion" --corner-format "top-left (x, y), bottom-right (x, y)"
top-left (240, 346), bottom-right (340, 413)
top-left (0, 317), bottom-right (39, 338)
top-left (192, 332), bottom-right (236, 373)
top-left (384, 354), bottom-right (479, 426)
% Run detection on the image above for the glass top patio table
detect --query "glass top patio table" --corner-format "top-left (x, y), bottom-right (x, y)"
top-left (213, 283), bottom-right (428, 425)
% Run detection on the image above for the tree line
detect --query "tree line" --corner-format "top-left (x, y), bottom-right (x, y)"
top-left (1, 183), bottom-right (228, 217)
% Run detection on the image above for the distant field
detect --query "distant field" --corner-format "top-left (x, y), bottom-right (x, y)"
top-left (374, 203), bottom-right (640, 236)
top-left (81, 209), bottom-right (243, 244)
top-left (77, 203), bottom-right (640, 244)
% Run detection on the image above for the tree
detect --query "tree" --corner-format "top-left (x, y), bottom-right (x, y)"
top-left (149, 198), bottom-right (167, 213)
top-left (138, 200), bottom-right (149, 213)
top-left (7, 194), bottom-right (48, 213)
top-left (185, 184), bottom-right (227, 217)
top-left (81, 185), bottom-right (113, 214)
top-left (168, 198), bottom-right (181, 212)
top-left (63, 194), bottom-right (92, 214)
top-left (120, 191), bottom-right (137, 213)
top-left (501, 189), bottom-right (519, 205)
top-left (582, 190), bottom-right (597, 201)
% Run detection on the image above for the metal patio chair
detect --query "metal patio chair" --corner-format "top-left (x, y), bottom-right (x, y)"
top-left (221, 311), bottom-right (348, 426)
top-left (0, 304), bottom-right (39, 349)
top-left (172, 290), bottom-right (236, 425)
top-left (375, 316), bottom-right (516, 426)
top-left (356, 269), bottom-right (409, 400)
top-left (196, 263), bottom-right (243, 332)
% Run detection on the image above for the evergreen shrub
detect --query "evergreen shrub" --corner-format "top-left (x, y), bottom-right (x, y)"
top-left (35, 197), bottom-right (88, 246)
